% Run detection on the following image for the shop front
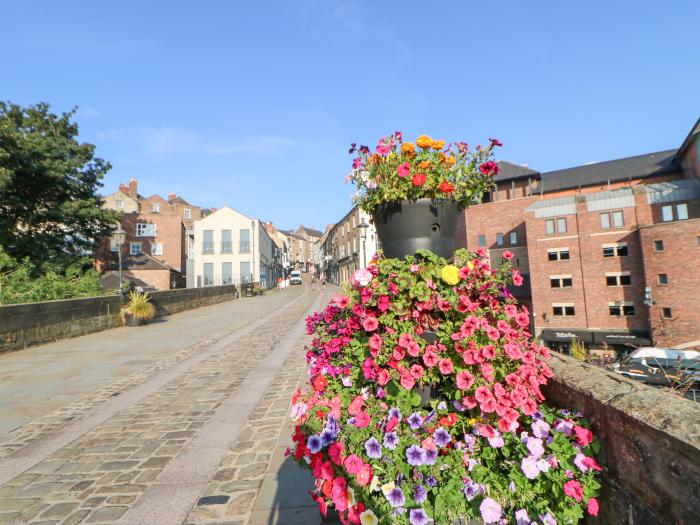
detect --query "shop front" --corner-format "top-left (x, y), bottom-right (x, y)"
top-left (539, 329), bottom-right (593, 355)
top-left (591, 330), bottom-right (652, 358)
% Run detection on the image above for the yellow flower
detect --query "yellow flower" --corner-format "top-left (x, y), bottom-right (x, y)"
top-left (360, 509), bottom-right (379, 525)
top-left (401, 142), bottom-right (416, 154)
top-left (441, 265), bottom-right (460, 285)
top-left (418, 160), bottom-right (431, 170)
top-left (467, 260), bottom-right (475, 270)
top-left (444, 155), bottom-right (456, 166)
top-left (432, 139), bottom-right (446, 150)
top-left (381, 481), bottom-right (396, 496)
top-left (347, 487), bottom-right (356, 506)
top-left (416, 134), bottom-right (433, 149)
top-left (369, 476), bottom-right (381, 492)
top-left (469, 417), bottom-right (477, 426)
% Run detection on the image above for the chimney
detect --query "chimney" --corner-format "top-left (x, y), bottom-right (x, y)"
top-left (168, 193), bottom-right (177, 201)
top-left (119, 183), bottom-right (129, 194)
top-left (128, 178), bottom-right (138, 199)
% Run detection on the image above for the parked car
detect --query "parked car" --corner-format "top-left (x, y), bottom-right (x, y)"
top-left (290, 271), bottom-right (303, 285)
top-left (613, 347), bottom-right (700, 386)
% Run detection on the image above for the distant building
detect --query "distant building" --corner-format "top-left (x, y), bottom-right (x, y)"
top-left (192, 207), bottom-right (282, 289)
top-left (322, 207), bottom-right (378, 285)
top-left (96, 179), bottom-right (205, 290)
top-left (285, 224), bottom-right (323, 273)
top-left (464, 117), bottom-right (700, 353)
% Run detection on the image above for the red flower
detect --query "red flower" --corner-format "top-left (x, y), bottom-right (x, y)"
top-left (489, 138), bottom-right (503, 147)
top-left (587, 497), bottom-right (599, 516)
top-left (564, 480), bottom-right (584, 502)
top-left (438, 180), bottom-right (454, 193)
top-left (502, 250), bottom-right (513, 260)
top-left (313, 375), bottom-right (328, 392)
top-left (479, 161), bottom-right (499, 176)
top-left (574, 425), bottom-right (593, 446)
top-left (386, 416), bottom-right (399, 432)
top-left (397, 161), bottom-right (410, 178)
top-left (412, 172), bottom-right (427, 186)
top-left (362, 316), bottom-right (379, 332)
top-left (354, 411), bottom-right (370, 428)
top-left (348, 395), bottom-right (365, 416)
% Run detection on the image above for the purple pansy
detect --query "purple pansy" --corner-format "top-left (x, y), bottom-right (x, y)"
top-left (409, 508), bottom-right (429, 525)
top-left (386, 487), bottom-right (405, 508)
top-left (406, 445), bottom-right (427, 466)
top-left (515, 509), bottom-right (530, 525)
top-left (407, 412), bottom-right (423, 430)
top-left (425, 475), bottom-right (437, 487)
top-left (413, 484), bottom-right (427, 504)
top-left (424, 448), bottom-right (437, 465)
top-left (307, 434), bottom-right (322, 454)
top-left (383, 431), bottom-right (399, 450)
top-left (433, 427), bottom-right (451, 447)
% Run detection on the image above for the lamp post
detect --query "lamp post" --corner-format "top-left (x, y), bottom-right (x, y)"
top-left (112, 225), bottom-right (126, 293)
top-left (251, 219), bottom-right (255, 284)
top-left (356, 218), bottom-right (369, 269)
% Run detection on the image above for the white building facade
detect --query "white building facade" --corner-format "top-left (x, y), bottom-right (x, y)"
top-left (192, 207), bottom-right (279, 289)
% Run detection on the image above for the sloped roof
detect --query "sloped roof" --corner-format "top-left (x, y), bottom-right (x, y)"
top-left (493, 161), bottom-right (540, 182)
top-left (168, 196), bottom-right (190, 205)
top-left (122, 253), bottom-right (180, 272)
top-left (304, 227), bottom-right (323, 238)
top-left (534, 149), bottom-right (679, 193)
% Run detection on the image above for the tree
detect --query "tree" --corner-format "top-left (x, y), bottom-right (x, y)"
top-left (0, 102), bottom-right (119, 265)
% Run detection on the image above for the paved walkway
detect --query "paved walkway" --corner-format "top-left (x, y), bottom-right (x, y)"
top-left (0, 283), bottom-right (332, 525)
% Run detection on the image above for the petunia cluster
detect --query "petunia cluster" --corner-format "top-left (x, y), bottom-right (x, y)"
top-left (290, 249), bottom-right (601, 524)
top-left (346, 132), bottom-right (501, 213)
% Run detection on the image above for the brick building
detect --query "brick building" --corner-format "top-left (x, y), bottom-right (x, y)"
top-left (96, 179), bottom-right (205, 290)
top-left (285, 225), bottom-right (323, 273)
top-left (465, 118), bottom-right (700, 354)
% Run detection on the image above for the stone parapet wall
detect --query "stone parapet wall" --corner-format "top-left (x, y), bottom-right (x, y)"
top-left (544, 353), bottom-right (700, 524)
top-left (0, 285), bottom-right (238, 353)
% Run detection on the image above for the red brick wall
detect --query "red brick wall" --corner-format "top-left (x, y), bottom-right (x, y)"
top-left (639, 218), bottom-right (700, 347)
top-left (124, 269), bottom-right (172, 290)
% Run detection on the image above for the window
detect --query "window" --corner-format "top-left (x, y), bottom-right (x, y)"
top-left (653, 240), bottom-right (664, 252)
top-left (547, 248), bottom-right (570, 261)
top-left (203, 263), bottom-right (214, 286)
top-left (151, 202), bottom-right (160, 213)
top-left (136, 223), bottom-right (157, 237)
top-left (222, 262), bottom-right (232, 285)
top-left (116, 199), bottom-right (124, 209)
top-left (550, 276), bottom-right (573, 288)
top-left (496, 233), bottom-right (504, 246)
top-left (603, 243), bottom-right (628, 257)
top-left (202, 230), bottom-right (214, 254)
top-left (239, 228), bottom-right (251, 253)
top-left (697, 236), bottom-right (700, 248)
top-left (509, 232), bottom-right (517, 245)
top-left (184, 208), bottom-right (192, 219)
top-left (661, 205), bottom-right (673, 222)
top-left (240, 261), bottom-right (251, 283)
top-left (609, 303), bottom-right (635, 316)
top-left (478, 235), bottom-right (486, 247)
top-left (557, 217), bottom-right (567, 233)
top-left (612, 211), bottom-right (624, 227)
top-left (552, 304), bottom-right (575, 316)
top-left (545, 219), bottom-right (555, 235)
top-left (151, 242), bottom-right (163, 256)
top-left (129, 242), bottom-right (142, 255)
top-left (662, 307), bottom-right (672, 319)
top-left (606, 273), bottom-right (631, 286)
top-left (676, 203), bottom-right (689, 220)
top-left (599, 212), bottom-right (611, 229)
top-left (658, 273), bottom-right (668, 285)
top-left (110, 239), bottom-right (119, 252)
top-left (221, 230), bottom-right (232, 253)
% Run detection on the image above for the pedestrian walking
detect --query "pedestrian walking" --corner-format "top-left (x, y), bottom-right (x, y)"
top-left (321, 275), bottom-right (327, 290)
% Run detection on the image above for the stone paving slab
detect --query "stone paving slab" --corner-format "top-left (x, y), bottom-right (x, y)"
top-left (0, 284), bottom-right (325, 524)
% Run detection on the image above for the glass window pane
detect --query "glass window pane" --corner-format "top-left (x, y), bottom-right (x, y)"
top-left (548, 251), bottom-right (557, 261)
top-left (545, 219), bottom-right (555, 235)
top-left (565, 306), bottom-right (575, 316)
top-left (557, 218), bottom-right (567, 233)
top-left (203, 263), bottom-right (213, 286)
top-left (609, 305), bottom-right (620, 316)
top-left (603, 246), bottom-right (615, 257)
top-left (478, 235), bottom-right (486, 247)
top-left (239, 229), bottom-right (251, 253)
top-left (620, 274), bottom-right (631, 286)
top-left (617, 245), bottom-right (628, 256)
top-left (600, 213), bottom-right (611, 229)
top-left (510, 232), bottom-right (517, 245)
top-left (676, 203), bottom-right (689, 220)
top-left (654, 240), bottom-right (664, 251)
top-left (560, 250), bottom-right (570, 260)
top-left (222, 262), bottom-right (232, 285)
top-left (562, 278), bottom-right (572, 287)
top-left (240, 261), bottom-right (251, 283)
top-left (623, 304), bottom-right (635, 316)
top-left (662, 307), bottom-right (672, 318)
top-left (553, 306), bottom-right (563, 316)
top-left (658, 273), bottom-right (668, 285)
top-left (550, 278), bottom-right (560, 288)
top-left (661, 205), bottom-right (673, 222)
top-left (612, 210), bottom-right (624, 227)
top-left (606, 276), bottom-right (617, 286)
top-left (496, 233), bottom-right (504, 246)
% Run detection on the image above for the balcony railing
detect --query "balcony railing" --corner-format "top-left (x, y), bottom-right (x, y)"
top-left (221, 241), bottom-right (233, 254)
top-left (202, 241), bottom-right (214, 254)
top-left (239, 241), bottom-right (250, 253)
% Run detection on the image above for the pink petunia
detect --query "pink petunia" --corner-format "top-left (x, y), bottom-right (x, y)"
top-left (456, 370), bottom-right (475, 390)
top-left (574, 425), bottom-right (593, 446)
top-left (354, 411), bottom-right (370, 428)
top-left (343, 455), bottom-right (363, 474)
top-left (564, 480), bottom-right (584, 502)
top-left (362, 316), bottom-right (379, 332)
top-left (397, 161), bottom-right (411, 178)
top-left (333, 294), bottom-right (350, 308)
top-left (438, 358), bottom-right (454, 375)
top-left (423, 348), bottom-right (439, 367)
top-left (587, 497), bottom-right (599, 516)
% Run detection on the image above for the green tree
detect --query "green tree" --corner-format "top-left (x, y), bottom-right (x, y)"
top-left (0, 102), bottom-right (119, 265)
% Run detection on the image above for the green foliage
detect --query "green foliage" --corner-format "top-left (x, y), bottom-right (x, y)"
top-left (0, 248), bottom-right (104, 305)
top-left (570, 339), bottom-right (588, 362)
top-left (121, 291), bottom-right (156, 321)
top-left (0, 101), bottom-right (119, 264)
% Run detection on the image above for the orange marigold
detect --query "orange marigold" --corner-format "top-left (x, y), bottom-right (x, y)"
top-left (401, 142), bottom-right (416, 154)
top-left (416, 135), bottom-right (433, 149)
top-left (369, 154), bottom-right (382, 165)
top-left (444, 155), bottom-right (456, 166)
top-left (418, 160), bottom-right (431, 170)
top-left (432, 139), bottom-right (446, 150)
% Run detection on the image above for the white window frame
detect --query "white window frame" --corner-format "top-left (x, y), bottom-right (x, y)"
top-left (110, 239), bottom-right (119, 252)
top-left (184, 208), bottom-right (192, 219)
top-left (136, 223), bottom-right (157, 237)
top-left (609, 302), bottom-right (635, 317)
top-left (151, 202), bottom-right (160, 213)
top-left (130, 242), bottom-right (142, 255)
top-left (116, 199), bottom-right (124, 209)
top-left (552, 303), bottom-right (575, 317)
top-left (605, 271), bottom-right (631, 287)
top-left (151, 242), bottom-right (163, 256)
top-left (547, 247), bottom-right (570, 261)
top-left (496, 233), bottom-right (504, 246)
top-left (550, 275), bottom-right (573, 288)
top-left (602, 242), bottom-right (628, 257)
top-left (661, 205), bottom-right (673, 222)
top-left (509, 231), bottom-right (517, 245)
top-left (676, 203), bottom-right (689, 220)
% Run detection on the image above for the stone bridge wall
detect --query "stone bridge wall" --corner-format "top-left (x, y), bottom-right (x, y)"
top-left (0, 285), bottom-right (238, 353)
top-left (544, 353), bottom-right (700, 525)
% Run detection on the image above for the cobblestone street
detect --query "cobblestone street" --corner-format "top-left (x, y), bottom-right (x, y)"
top-left (0, 283), bottom-right (331, 525)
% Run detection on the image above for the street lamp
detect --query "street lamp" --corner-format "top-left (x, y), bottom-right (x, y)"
top-left (356, 218), bottom-right (369, 269)
top-left (112, 225), bottom-right (126, 293)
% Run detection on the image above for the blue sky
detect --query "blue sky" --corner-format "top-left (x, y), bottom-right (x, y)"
top-left (3, 0), bottom-right (698, 230)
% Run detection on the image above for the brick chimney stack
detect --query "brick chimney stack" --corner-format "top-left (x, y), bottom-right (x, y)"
top-left (119, 183), bottom-right (129, 194)
top-left (128, 178), bottom-right (138, 199)
top-left (168, 193), bottom-right (177, 201)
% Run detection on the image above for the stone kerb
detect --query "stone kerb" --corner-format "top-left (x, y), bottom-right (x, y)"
top-left (544, 353), bottom-right (700, 524)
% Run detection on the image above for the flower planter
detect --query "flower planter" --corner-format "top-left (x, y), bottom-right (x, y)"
top-left (124, 313), bottom-right (145, 327)
top-left (372, 199), bottom-right (462, 259)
